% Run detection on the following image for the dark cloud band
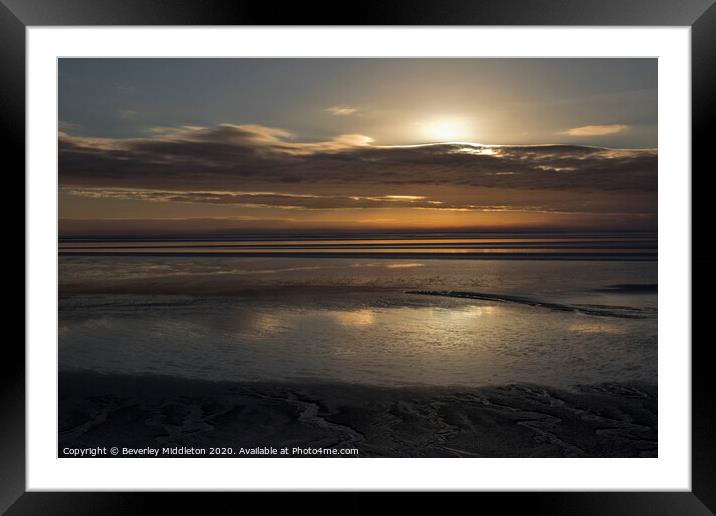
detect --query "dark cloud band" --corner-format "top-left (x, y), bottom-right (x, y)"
top-left (59, 123), bottom-right (657, 195)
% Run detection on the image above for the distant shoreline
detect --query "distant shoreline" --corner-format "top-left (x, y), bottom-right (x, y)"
top-left (58, 251), bottom-right (657, 261)
top-left (58, 230), bottom-right (658, 242)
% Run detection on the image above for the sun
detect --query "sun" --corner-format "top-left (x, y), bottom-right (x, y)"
top-left (421, 119), bottom-right (470, 142)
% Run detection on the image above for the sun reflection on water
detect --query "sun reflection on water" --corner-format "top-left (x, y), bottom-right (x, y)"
top-left (332, 308), bottom-right (376, 327)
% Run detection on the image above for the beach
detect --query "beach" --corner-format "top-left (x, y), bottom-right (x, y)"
top-left (59, 371), bottom-right (656, 458)
top-left (58, 251), bottom-right (658, 458)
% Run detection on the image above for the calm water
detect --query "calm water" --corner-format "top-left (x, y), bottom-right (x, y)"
top-left (59, 239), bottom-right (657, 388)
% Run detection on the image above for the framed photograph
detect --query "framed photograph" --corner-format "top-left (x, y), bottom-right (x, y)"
top-left (6, 0), bottom-right (712, 512)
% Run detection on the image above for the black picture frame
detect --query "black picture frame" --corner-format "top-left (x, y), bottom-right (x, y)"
top-left (4, 0), bottom-right (712, 513)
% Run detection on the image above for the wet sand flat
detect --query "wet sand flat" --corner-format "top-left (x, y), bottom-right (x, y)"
top-left (59, 371), bottom-right (657, 458)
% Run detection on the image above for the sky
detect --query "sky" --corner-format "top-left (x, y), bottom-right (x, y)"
top-left (58, 58), bottom-right (657, 237)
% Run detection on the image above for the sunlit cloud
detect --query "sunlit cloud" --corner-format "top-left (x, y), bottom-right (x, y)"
top-left (561, 124), bottom-right (628, 136)
top-left (453, 146), bottom-right (497, 156)
top-left (63, 186), bottom-right (653, 215)
top-left (59, 120), bottom-right (81, 132)
top-left (326, 105), bottom-right (358, 116)
top-left (64, 188), bottom-right (537, 212)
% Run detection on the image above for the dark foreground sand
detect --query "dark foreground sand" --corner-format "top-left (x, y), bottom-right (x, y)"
top-left (59, 371), bottom-right (656, 458)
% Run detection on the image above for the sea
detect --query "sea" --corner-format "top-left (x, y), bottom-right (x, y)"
top-left (58, 232), bottom-right (657, 389)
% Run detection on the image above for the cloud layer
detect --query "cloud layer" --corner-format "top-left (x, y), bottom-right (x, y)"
top-left (326, 106), bottom-right (358, 116)
top-left (59, 123), bottom-right (657, 196)
top-left (562, 124), bottom-right (628, 136)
